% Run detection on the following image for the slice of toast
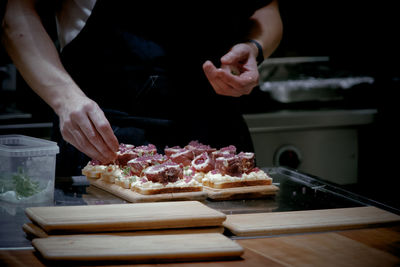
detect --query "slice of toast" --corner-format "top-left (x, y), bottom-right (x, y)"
top-left (82, 169), bottom-right (102, 179)
top-left (202, 179), bottom-right (271, 189)
top-left (133, 183), bottom-right (202, 195)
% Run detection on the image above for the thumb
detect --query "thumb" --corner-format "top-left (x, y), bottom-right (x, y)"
top-left (221, 44), bottom-right (249, 65)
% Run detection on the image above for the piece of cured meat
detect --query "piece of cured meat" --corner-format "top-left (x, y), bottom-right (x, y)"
top-left (191, 152), bottom-right (214, 173)
top-left (220, 145), bottom-right (237, 154)
top-left (215, 154), bottom-right (242, 177)
top-left (143, 161), bottom-right (182, 185)
top-left (117, 153), bottom-right (138, 167)
top-left (169, 149), bottom-right (195, 166)
top-left (211, 145), bottom-right (237, 161)
top-left (185, 140), bottom-right (216, 156)
top-left (118, 143), bottom-right (135, 154)
top-left (164, 146), bottom-right (182, 157)
top-left (127, 153), bottom-right (166, 176)
top-left (132, 144), bottom-right (157, 156)
top-left (89, 159), bottom-right (102, 166)
top-left (116, 144), bottom-right (138, 166)
top-left (238, 152), bottom-right (255, 173)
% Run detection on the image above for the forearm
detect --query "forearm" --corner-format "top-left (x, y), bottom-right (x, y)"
top-left (1, 0), bottom-right (85, 115)
top-left (248, 0), bottom-right (283, 59)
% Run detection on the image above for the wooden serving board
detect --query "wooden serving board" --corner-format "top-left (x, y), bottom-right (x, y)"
top-left (32, 233), bottom-right (244, 262)
top-left (204, 184), bottom-right (279, 200)
top-left (23, 223), bottom-right (224, 239)
top-left (237, 229), bottom-right (400, 267)
top-left (88, 178), bottom-right (208, 202)
top-left (25, 201), bottom-right (226, 234)
top-left (224, 206), bottom-right (400, 236)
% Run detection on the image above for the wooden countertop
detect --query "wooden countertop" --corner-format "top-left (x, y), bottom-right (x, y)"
top-left (1, 225), bottom-right (399, 266)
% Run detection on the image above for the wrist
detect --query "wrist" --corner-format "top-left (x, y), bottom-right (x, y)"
top-left (47, 82), bottom-right (86, 115)
top-left (246, 39), bottom-right (264, 65)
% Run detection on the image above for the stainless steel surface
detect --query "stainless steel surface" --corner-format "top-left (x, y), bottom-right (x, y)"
top-left (244, 109), bottom-right (377, 185)
top-left (0, 122), bottom-right (52, 130)
top-left (258, 57), bottom-right (374, 103)
top-left (1, 167), bottom-right (397, 249)
top-left (244, 109), bottom-right (376, 131)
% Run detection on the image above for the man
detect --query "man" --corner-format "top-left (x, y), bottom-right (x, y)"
top-left (2, 0), bottom-right (282, 175)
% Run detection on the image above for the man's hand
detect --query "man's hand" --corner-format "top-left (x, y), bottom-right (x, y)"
top-left (2, 0), bottom-right (119, 164)
top-left (203, 42), bottom-right (260, 97)
top-left (58, 96), bottom-right (119, 164)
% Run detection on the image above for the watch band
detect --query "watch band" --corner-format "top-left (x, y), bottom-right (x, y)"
top-left (247, 39), bottom-right (264, 65)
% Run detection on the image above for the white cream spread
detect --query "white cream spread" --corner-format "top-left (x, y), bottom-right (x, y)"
top-left (193, 172), bottom-right (205, 182)
top-left (82, 162), bottom-right (107, 177)
top-left (133, 178), bottom-right (201, 189)
top-left (203, 170), bottom-right (271, 184)
top-left (182, 167), bottom-right (193, 177)
top-left (116, 144), bottom-right (134, 155)
top-left (116, 175), bottom-right (138, 188)
top-left (101, 165), bottom-right (123, 183)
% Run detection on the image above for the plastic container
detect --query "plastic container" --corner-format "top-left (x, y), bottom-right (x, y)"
top-left (0, 135), bottom-right (59, 204)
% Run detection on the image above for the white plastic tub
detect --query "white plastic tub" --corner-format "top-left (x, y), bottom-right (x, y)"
top-left (0, 135), bottom-right (59, 203)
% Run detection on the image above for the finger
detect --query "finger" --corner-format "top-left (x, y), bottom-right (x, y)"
top-left (213, 76), bottom-right (242, 97)
top-left (88, 109), bottom-right (119, 152)
top-left (218, 70), bottom-right (258, 95)
top-left (203, 60), bottom-right (218, 80)
top-left (64, 127), bottom-right (110, 163)
top-left (221, 64), bottom-right (241, 76)
top-left (221, 44), bottom-right (249, 65)
top-left (76, 116), bottom-right (117, 162)
top-left (203, 61), bottom-right (223, 92)
top-left (203, 61), bottom-right (242, 97)
top-left (241, 54), bottom-right (258, 71)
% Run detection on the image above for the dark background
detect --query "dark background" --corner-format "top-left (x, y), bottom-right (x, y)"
top-left (1, 0), bottom-right (399, 119)
top-left (1, 1), bottom-right (399, 207)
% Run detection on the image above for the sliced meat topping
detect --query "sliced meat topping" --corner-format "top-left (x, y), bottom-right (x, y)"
top-left (185, 140), bottom-right (216, 156)
top-left (191, 152), bottom-right (214, 173)
top-left (143, 161), bottom-right (182, 185)
top-left (164, 146), bottom-right (182, 157)
top-left (238, 152), bottom-right (255, 172)
top-left (215, 154), bottom-right (242, 177)
top-left (127, 153), bottom-right (166, 176)
top-left (132, 144), bottom-right (157, 156)
top-left (169, 149), bottom-right (195, 166)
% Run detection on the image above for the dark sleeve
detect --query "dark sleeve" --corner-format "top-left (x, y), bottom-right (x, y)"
top-left (251, 0), bottom-right (274, 13)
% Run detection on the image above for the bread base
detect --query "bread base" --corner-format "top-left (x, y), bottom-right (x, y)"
top-left (133, 185), bottom-right (202, 195)
top-left (100, 174), bottom-right (116, 183)
top-left (115, 179), bottom-right (131, 189)
top-left (82, 170), bottom-right (101, 179)
top-left (202, 179), bottom-right (271, 189)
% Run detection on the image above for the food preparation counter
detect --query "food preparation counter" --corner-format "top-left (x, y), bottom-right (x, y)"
top-left (1, 167), bottom-right (399, 266)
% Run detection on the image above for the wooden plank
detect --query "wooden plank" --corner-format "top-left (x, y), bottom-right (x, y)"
top-left (25, 201), bottom-right (226, 234)
top-left (88, 178), bottom-right (208, 203)
top-left (204, 185), bottom-right (278, 200)
top-left (4, 227), bottom-right (400, 266)
top-left (337, 225), bottom-right (400, 258)
top-left (0, 247), bottom-right (284, 267)
top-left (32, 233), bottom-right (244, 262)
top-left (22, 222), bottom-right (224, 239)
top-left (224, 206), bottom-right (400, 236)
top-left (237, 231), bottom-right (400, 267)
top-left (23, 223), bottom-right (48, 238)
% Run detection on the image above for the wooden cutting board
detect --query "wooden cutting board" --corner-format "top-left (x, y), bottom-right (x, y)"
top-left (224, 206), bottom-right (400, 236)
top-left (32, 233), bottom-right (244, 262)
top-left (25, 201), bottom-right (226, 234)
top-left (204, 184), bottom-right (278, 200)
top-left (88, 178), bottom-right (208, 202)
top-left (22, 222), bottom-right (224, 239)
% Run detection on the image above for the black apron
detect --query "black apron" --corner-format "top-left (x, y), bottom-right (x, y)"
top-left (54, 0), bottom-right (271, 176)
